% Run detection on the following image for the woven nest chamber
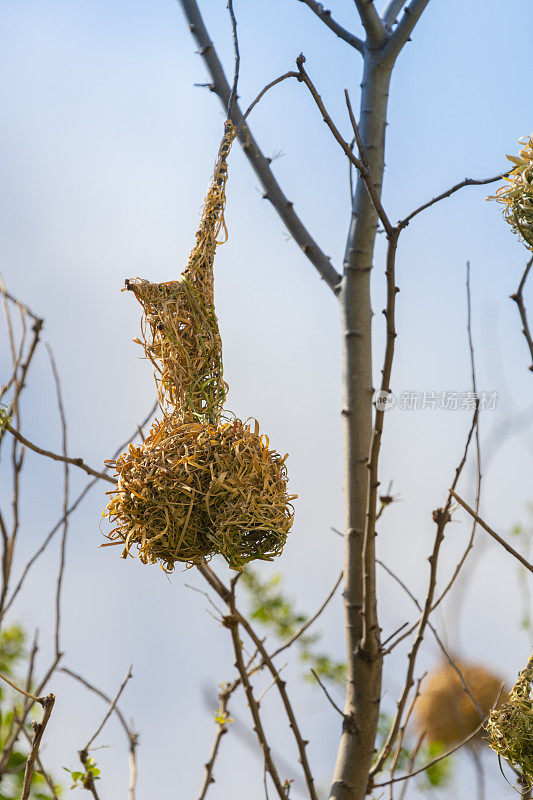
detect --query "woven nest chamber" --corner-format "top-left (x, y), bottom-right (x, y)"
top-left (489, 135), bottom-right (533, 250)
top-left (486, 653), bottom-right (533, 786)
top-left (103, 121), bottom-right (295, 571)
top-left (415, 660), bottom-right (505, 747)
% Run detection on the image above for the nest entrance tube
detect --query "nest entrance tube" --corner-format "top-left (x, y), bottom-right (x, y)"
top-left (103, 121), bottom-right (296, 571)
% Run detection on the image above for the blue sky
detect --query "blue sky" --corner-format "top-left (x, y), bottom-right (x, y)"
top-left (0, 1), bottom-right (532, 797)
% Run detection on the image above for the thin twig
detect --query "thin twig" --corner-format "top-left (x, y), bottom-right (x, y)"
top-left (0, 671), bottom-right (41, 703)
top-left (20, 694), bottom-right (56, 800)
top-left (398, 172), bottom-right (510, 230)
top-left (450, 491), bottom-right (533, 573)
top-left (4, 423), bottom-right (114, 483)
top-left (371, 406), bottom-right (479, 778)
top-left (511, 255), bottom-right (533, 372)
top-left (270, 571), bottom-right (342, 660)
top-left (297, 0), bottom-right (364, 52)
top-left (198, 563), bottom-right (317, 800)
top-left (198, 680), bottom-right (237, 800)
top-left (227, 0), bottom-right (239, 115)
top-left (83, 665), bottom-right (133, 752)
top-left (310, 669), bottom-right (344, 717)
top-left (61, 666), bottom-right (138, 800)
top-left (47, 345), bottom-right (69, 658)
top-left (373, 686), bottom-right (503, 789)
top-left (225, 611), bottom-right (287, 799)
top-left (3, 400), bottom-right (157, 617)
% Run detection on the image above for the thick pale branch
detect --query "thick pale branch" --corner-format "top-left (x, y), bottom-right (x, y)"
top-left (382, 0), bottom-right (406, 29)
top-left (177, 0), bottom-right (342, 293)
top-left (297, 0), bottom-right (364, 52)
top-left (353, 0), bottom-right (386, 44)
top-left (380, 0), bottom-right (431, 64)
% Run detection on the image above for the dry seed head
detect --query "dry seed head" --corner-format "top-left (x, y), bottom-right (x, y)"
top-left (415, 661), bottom-right (505, 747)
top-left (488, 136), bottom-right (533, 250)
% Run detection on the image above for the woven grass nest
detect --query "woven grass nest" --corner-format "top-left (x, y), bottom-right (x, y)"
top-left (489, 135), bottom-right (533, 249)
top-left (415, 660), bottom-right (505, 747)
top-left (486, 653), bottom-right (533, 786)
top-left (103, 120), bottom-right (296, 571)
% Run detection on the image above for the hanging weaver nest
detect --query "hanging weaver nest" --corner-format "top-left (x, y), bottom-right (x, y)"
top-left (486, 654), bottom-right (533, 786)
top-left (103, 120), bottom-right (296, 571)
top-left (488, 135), bottom-right (533, 250)
top-left (415, 660), bottom-right (505, 747)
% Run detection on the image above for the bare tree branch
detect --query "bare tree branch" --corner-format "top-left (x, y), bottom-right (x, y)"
top-left (353, 0), bottom-right (386, 44)
top-left (177, 0), bottom-right (342, 293)
top-left (224, 612), bottom-right (287, 799)
top-left (398, 172), bottom-right (510, 230)
top-left (2, 400), bottom-right (157, 618)
top-left (198, 563), bottom-right (318, 800)
top-left (310, 669), bottom-right (344, 717)
top-left (373, 686), bottom-right (503, 789)
top-left (47, 345), bottom-right (69, 659)
top-left (4, 423), bottom-right (115, 483)
top-left (83, 666), bottom-right (133, 752)
top-left (61, 666), bottom-right (138, 800)
top-left (21, 694), bottom-right (56, 800)
top-left (297, 0), bottom-right (364, 52)
top-left (371, 406), bottom-right (479, 778)
top-left (450, 490), bottom-right (533, 573)
top-left (380, 0), bottom-right (431, 65)
top-left (382, 0), bottom-right (407, 30)
top-left (511, 255), bottom-right (533, 372)
top-left (270, 571), bottom-right (342, 661)
top-left (198, 680), bottom-right (236, 800)
top-left (226, 0), bottom-right (239, 115)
